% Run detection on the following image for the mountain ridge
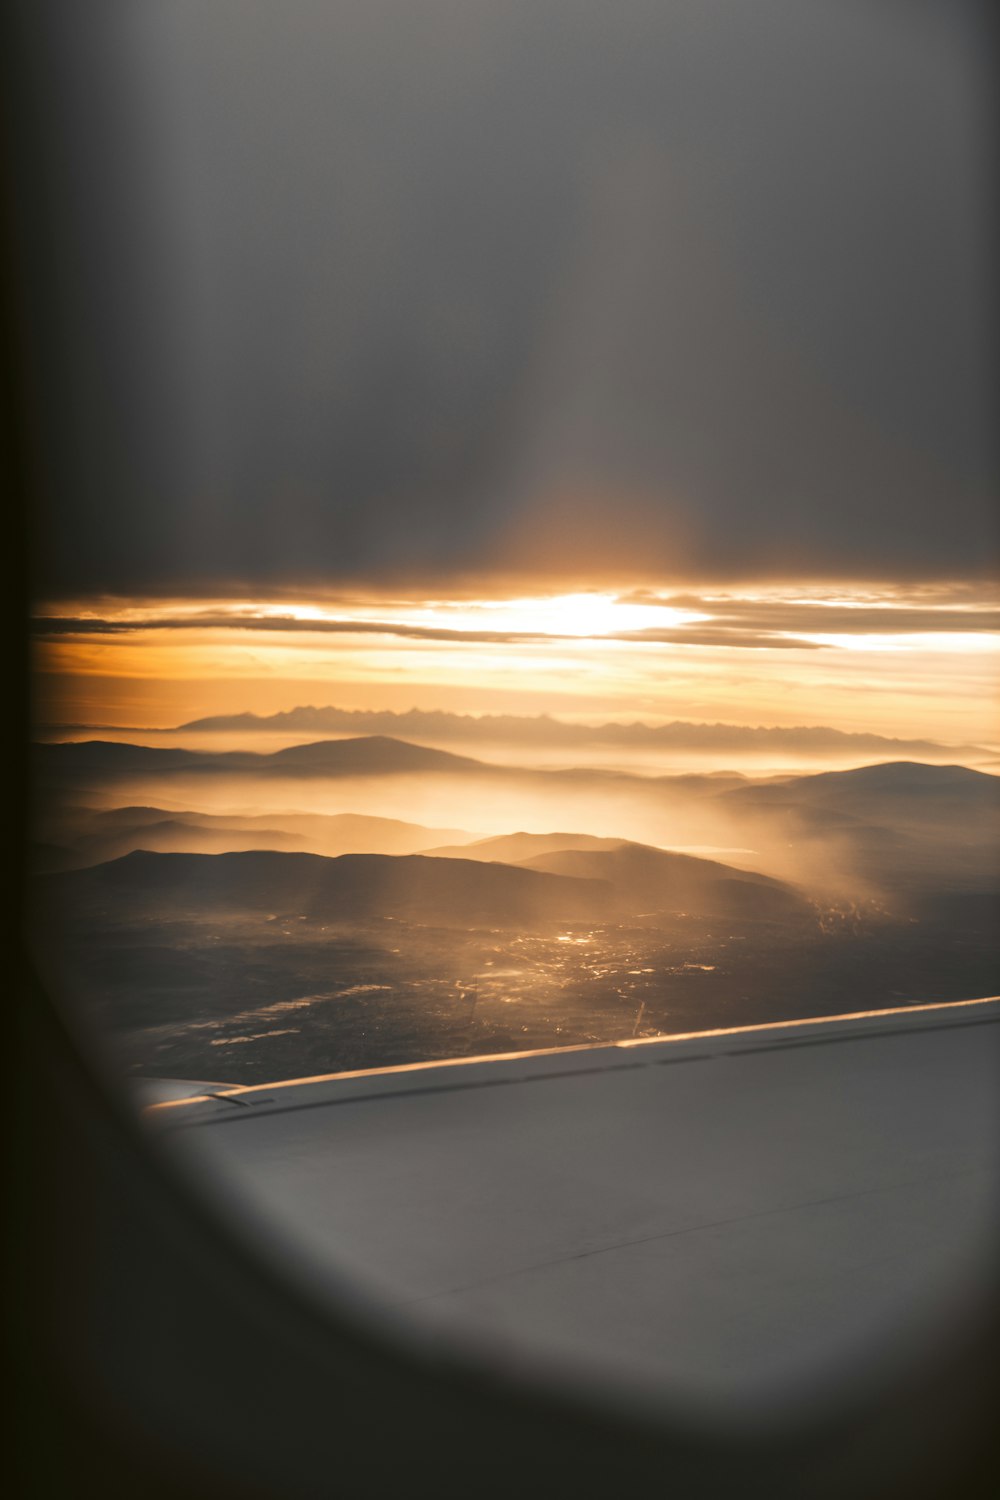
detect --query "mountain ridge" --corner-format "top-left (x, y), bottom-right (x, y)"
top-left (41, 849), bottom-right (612, 928)
top-left (514, 843), bottom-right (808, 921)
top-left (41, 844), bottom-right (808, 927)
top-left (164, 704), bottom-right (993, 761)
top-left (37, 739), bottom-right (997, 794)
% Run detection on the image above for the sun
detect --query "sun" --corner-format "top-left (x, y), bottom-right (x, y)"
top-left (418, 592), bottom-right (701, 638)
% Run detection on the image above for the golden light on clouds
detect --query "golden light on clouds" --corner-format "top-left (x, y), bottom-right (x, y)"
top-left (801, 632), bottom-right (999, 655)
top-left (83, 591), bottom-right (703, 638)
top-left (407, 593), bottom-right (704, 637)
top-left (32, 583), bottom-right (1000, 754)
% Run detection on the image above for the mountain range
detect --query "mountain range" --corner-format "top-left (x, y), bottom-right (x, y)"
top-left (723, 761), bottom-right (999, 819)
top-left (512, 843), bottom-right (807, 920)
top-left (422, 832), bottom-right (807, 919)
top-left (41, 839), bottom-right (809, 928)
top-left (164, 705), bottom-right (991, 762)
top-left (32, 806), bottom-right (473, 871)
top-left (41, 849), bottom-right (611, 928)
top-left (33, 735), bottom-right (481, 779)
top-left (32, 743), bottom-right (1000, 903)
top-left (422, 831), bottom-right (633, 860)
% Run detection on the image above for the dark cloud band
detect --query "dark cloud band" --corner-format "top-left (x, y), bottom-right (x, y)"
top-left (31, 594), bottom-right (999, 653)
top-left (15, 2), bottom-right (997, 596)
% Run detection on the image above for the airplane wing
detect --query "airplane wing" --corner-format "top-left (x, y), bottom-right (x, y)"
top-left (143, 997), bottom-right (1000, 1418)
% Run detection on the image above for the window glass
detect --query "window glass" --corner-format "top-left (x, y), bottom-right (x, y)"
top-left (20, 0), bottom-right (1000, 1418)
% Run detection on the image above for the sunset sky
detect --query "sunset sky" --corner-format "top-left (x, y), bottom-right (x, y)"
top-left (20, 2), bottom-right (997, 757)
top-left (32, 581), bottom-right (999, 752)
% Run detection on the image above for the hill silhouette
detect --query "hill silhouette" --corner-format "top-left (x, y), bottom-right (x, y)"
top-left (68, 819), bottom-right (310, 866)
top-left (173, 704), bottom-right (989, 763)
top-left (720, 761), bottom-right (1000, 900)
top-left (515, 843), bottom-right (807, 920)
top-left (724, 761), bottom-right (999, 821)
top-left (34, 735), bottom-right (484, 780)
top-left (266, 736), bottom-right (483, 774)
top-left (38, 806), bottom-right (475, 868)
top-left (32, 735), bottom-right (747, 796)
top-left (44, 850), bottom-right (611, 928)
top-left (420, 830), bottom-right (631, 861)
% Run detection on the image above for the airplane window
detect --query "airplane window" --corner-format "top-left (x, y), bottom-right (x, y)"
top-left (16, 0), bottom-right (999, 1459)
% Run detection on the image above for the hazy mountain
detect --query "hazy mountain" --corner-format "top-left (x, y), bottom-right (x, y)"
top-left (87, 805), bottom-right (470, 842)
top-left (33, 749), bottom-right (998, 905)
top-left (173, 704), bottom-right (989, 762)
top-left (42, 806), bottom-right (475, 865)
top-left (39, 836), bottom-right (806, 933)
top-left (33, 735), bottom-right (483, 780)
top-left (266, 737), bottom-right (483, 774)
top-left (243, 811), bottom-right (474, 852)
top-left (35, 740), bottom-right (214, 775)
top-left (66, 819), bottom-right (311, 867)
top-left (420, 830), bottom-right (632, 861)
top-left (70, 804), bottom-right (470, 852)
top-left (31, 735), bottom-right (750, 798)
top-left (726, 761), bottom-right (999, 812)
top-left (43, 850), bottom-right (611, 928)
top-left (724, 762), bottom-right (1000, 840)
top-left (95, 805), bottom-right (240, 827)
top-left (515, 843), bottom-right (808, 921)
top-left (721, 762), bottom-right (1000, 899)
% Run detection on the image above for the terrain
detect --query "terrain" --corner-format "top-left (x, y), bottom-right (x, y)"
top-left (30, 739), bottom-right (999, 1085)
top-left (31, 805), bottom-right (473, 871)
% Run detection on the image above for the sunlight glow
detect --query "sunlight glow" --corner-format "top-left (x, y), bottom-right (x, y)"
top-left (32, 581), bottom-right (1000, 750)
top-left (803, 632), bottom-right (1000, 655)
top-left (424, 593), bottom-right (702, 637)
top-left (241, 591), bottom-right (704, 638)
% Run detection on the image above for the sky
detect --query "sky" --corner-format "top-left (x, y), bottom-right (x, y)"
top-left (31, 585), bottom-right (1000, 752)
top-left (15, 1), bottom-right (998, 751)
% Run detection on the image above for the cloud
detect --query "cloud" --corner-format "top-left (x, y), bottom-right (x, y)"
top-left (31, 614), bottom-right (550, 645)
top-left (32, 581), bottom-right (999, 653)
top-left (627, 596), bottom-right (1000, 637)
top-left (17, 1), bottom-right (996, 596)
top-left (32, 612), bottom-right (832, 650)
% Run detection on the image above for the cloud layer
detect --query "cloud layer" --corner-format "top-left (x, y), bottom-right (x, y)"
top-left (31, 586), bottom-right (1000, 653)
top-left (16, 1), bottom-right (997, 595)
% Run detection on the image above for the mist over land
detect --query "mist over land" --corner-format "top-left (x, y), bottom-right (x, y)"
top-left (178, 706), bottom-right (992, 760)
top-left (35, 704), bottom-right (995, 773)
top-left (31, 731), bottom-right (1000, 1086)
